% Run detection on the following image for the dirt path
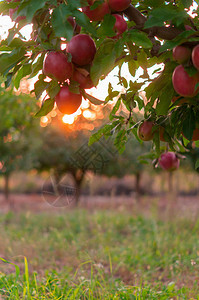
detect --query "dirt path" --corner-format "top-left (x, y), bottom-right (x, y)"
top-left (0, 193), bottom-right (199, 219)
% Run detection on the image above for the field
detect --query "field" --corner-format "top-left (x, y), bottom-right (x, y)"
top-left (0, 194), bottom-right (199, 299)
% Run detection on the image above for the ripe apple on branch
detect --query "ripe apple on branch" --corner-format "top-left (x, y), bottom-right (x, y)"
top-left (0, 0), bottom-right (199, 169)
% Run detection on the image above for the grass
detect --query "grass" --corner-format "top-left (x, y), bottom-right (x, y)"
top-left (0, 208), bottom-right (199, 299)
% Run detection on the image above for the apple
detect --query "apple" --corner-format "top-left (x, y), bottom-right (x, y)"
top-left (112, 14), bottom-right (127, 38)
top-left (72, 69), bottom-right (94, 89)
top-left (138, 121), bottom-right (154, 141)
top-left (82, 1), bottom-right (110, 21)
top-left (108, 0), bottom-right (131, 12)
top-left (67, 34), bottom-right (96, 66)
top-left (185, 25), bottom-right (194, 31)
top-left (43, 51), bottom-right (73, 83)
top-left (158, 152), bottom-right (180, 171)
top-left (55, 86), bottom-right (82, 114)
top-left (172, 65), bottom-right (199, 97)
top-left (192, 45), bottom-right (199, 71)
top-left (67, 16), bottom-right (81, 34)
top-left (172, 45), bottom-right (191, 64)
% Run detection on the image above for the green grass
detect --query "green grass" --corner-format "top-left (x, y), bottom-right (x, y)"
top-left (0, 209), bottom-right (199, 299)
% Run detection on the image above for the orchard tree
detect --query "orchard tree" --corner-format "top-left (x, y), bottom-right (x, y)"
top-left (100, 135), bottom-right (152, 197)
top-left (0, 0), bottom-right (198, 168)
top-left (0, 82), bottom-right (40, 207)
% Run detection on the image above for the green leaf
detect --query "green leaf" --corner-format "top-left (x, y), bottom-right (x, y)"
top-left (14, 63), bottom-right (32, 90)
top-left (137, 50), bottom-right (148, 69)
top-left (110, 98), bottom-right (121, 120)
top-left (128, 60), bottom-right (138, 77)
top-left (153, 131), bottom-right (160, 155)
top-left (144, 7), bottom-right (187, 29)
top-left (82, 91), bottom-right (105, 105)
top-left (30, 53), bottom-right (45, 79)
top-left (98, 14), bottom-right (116, 38)
top-left (0, 257), bottom-right (20, 280)
top-left (88, 123), bottom-right (116, 146)
top-left (34, 78), bottom-right (50, 100)
top-left (159, 30), bottom-right (197, 53)
top-left (35, 98), bottom-right (55, 117)
top-left (47, 80), bottom-right (60, 99)
top-left (156, 84), bottom-right (174, 115)
top-left (181, 0), bottom-right (193, 8)
top-left (0, 47), bottom-right (26, 76)
top-left (90, 40), bottom-right (118, 85)
top-left (182, 108), bottom-right (196, 140)
top-left (51, 4), bottom-right (74, 41)
top-left (17, 0), bottom-right (46, 23)
top-left (114, 129), bottom-right (127, 154)
top-left (195, 158), bottom-right (199, 170)
top-left (128, 30), bottom-right (153, 48)
top-left (73, 10), bottom-right (97, 37)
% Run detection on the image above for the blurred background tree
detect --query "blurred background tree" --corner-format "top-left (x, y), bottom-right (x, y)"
top-left (0, 82), bottom-right (40, 207)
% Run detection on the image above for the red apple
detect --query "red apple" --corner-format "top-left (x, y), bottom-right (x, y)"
top-left (192, 45), bottom-right (199, 71)
top-left (172, 45), bottom-right (191, 64)
top-left (82, 1), bottom-right (110, 21)
top-left (108, 0), bottom-right (131, 11)
top-left (67, 16), bottom-right (81, 34)
top-left (72, 69), bottom-right (94, 89)
top-left (43, 51), bottom-right (73, 83)
top-left (55, 86), bottom-right (82, 114)
top-left (112, 14), bottom-right (127, 38)
top-left (185, 25), bottom-right (193, 31)
top-left (158, 152), bottom-right (180, 171)
top-left (172, 65), bottom-right (199, 97)
top-left (67, 34), bottom-right (96, 66)
top-left (138, 121), bottom-right (154, 141)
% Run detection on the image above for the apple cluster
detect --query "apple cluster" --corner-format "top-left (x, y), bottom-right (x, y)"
top-left (172, 44), bottom-right (199, 98)
top-left (42, 0), bottom-right (131, 115)
top-left (137, 121), bottom-right (180, 172)
top-left (172, 43), bottom-right (199, 142)
top-left (43, 33), bottom-right (96, 114)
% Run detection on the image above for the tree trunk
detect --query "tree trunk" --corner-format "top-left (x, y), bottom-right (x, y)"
top-left (166, 171), bottom-right (176, 220)
top-left (74, 180), bottom-right (81, 206)
top-left (52, 170), bottom-right (62, 196)
top-left (4, 174), bottom-right (13, 210)
top-left (72, 170), bottom-right (85, 206)
top-left (135, 172), bottom-right (141, 197)
top-left (168, 171), bottom-right (173, 194)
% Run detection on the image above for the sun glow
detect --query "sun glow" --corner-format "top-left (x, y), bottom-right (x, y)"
top-left (62, 114), bottom-right (75, 125)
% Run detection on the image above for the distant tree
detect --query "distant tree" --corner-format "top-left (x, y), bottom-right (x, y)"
top-left (100, 135), bottom-right (151, 198)
top-left (0, 84), bottom-right (39, 207)
top-left (35, 122), bottom-right (94, 205)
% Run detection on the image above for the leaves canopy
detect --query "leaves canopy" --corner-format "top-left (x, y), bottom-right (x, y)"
top-left (0, 0), bottom-right (198, 162)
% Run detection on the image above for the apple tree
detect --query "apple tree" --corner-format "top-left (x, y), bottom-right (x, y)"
top-left (0, 0), bottom-right (198, 169)
top-left (0, 82), bottom-right (40, 207)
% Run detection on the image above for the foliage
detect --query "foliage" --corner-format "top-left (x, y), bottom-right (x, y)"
top-left (0, 83), bottom-right (40, 177)
top-left (0, 0), bottom-right (198, 161)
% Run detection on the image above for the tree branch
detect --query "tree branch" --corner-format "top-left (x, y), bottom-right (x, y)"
top-left (124, 4), bottom-right (182, 40)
